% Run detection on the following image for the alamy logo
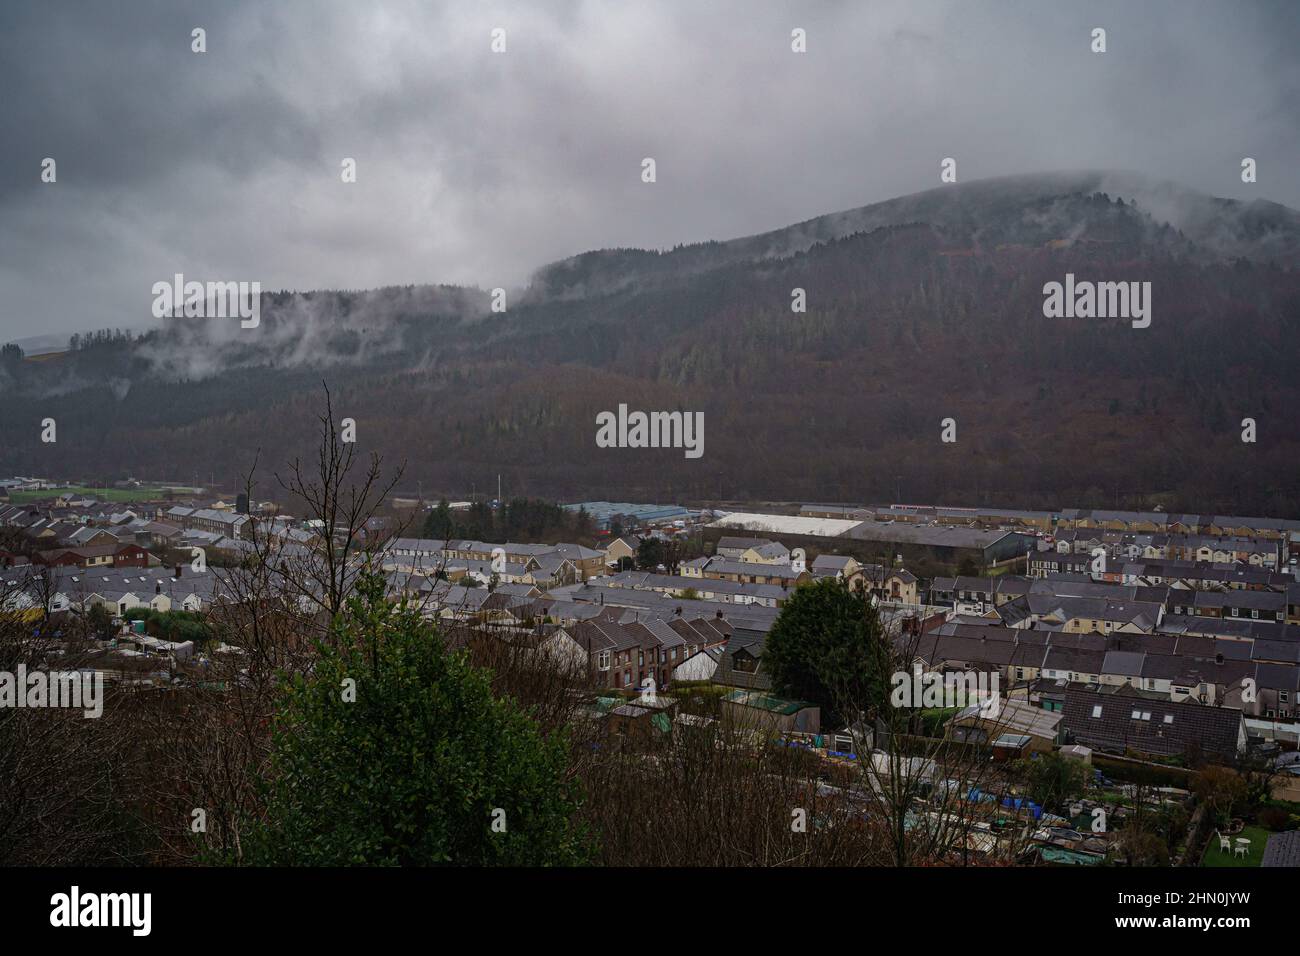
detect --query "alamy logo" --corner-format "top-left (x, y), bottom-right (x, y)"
top-left (0, 666), bottom-right (103, 718)
top-left (50, 886), bottom-right (151, 936)
top-left (596, 403), bottom-right (703, 459)
top-left (1042, 273), bottom-right (1150, 328)
top-left (151, 273), bottom-right (261, 328)
top-left (890, 666), bottom-right (1000, 716)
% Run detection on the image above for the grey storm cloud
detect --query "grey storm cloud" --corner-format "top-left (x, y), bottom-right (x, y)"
top-left (1, 0), bottom-right (1298, 341)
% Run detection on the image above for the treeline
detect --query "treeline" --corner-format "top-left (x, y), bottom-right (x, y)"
top-left (67, 328), bottom-right (138, 352)
top-left (422, 497), bottom-right (596, 544)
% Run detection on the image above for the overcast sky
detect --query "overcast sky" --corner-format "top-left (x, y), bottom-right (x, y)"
top-left (1, 0), bottom-right (1297, 341)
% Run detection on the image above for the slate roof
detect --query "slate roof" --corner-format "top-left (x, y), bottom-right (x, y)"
top-left (1262, 831), bottom-right (1300, 867)
top-left (812, 553), bottom-right (855, 573)
top-left (700, 557), bottom-right (803, 581)
top-left (1060, 685), bottom-right (1242, 759)
top-left (1100, 650), bottom-right (1146, 678)
top-left (716, 536), bottom-right (775, 553)
top-left (711, 629), bottom-right (772, 691)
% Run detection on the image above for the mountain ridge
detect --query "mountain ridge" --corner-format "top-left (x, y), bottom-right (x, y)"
top-left (2, 171), bottom-right (1298, 517)
top-left (526, 171), bottom-right (1300, 302)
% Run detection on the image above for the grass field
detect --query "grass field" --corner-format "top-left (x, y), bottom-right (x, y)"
top-left (1201, 825), bottom-right (1268, 867)
top-left (4, 485), bottom-right (167, 504)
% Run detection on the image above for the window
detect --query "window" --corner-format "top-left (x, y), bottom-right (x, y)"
top-left (1283, 691), bottom-right (1291, 704)
top-left (1091, 705), bottom-right (1103, 718)
top-left (1131, 709), bottom-right (1142, 719)
top-left (597, 651), bottom-right (611, 670)
top-left (1163, 714), bottom-right (1174, 724)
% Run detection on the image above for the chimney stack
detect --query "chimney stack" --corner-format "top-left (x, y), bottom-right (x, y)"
top-left (174, 563), bottom-right (182, 579)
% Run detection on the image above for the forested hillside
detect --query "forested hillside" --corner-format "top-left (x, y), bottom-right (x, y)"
top-left (2, 174), bottom-right (1299, 515)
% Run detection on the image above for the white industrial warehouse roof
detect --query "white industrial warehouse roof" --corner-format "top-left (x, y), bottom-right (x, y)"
top-left (706, 511), bottom-right (862, 537)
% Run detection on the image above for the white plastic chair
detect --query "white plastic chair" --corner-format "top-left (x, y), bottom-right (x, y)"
top-left (1216, 831), bottom-right (1230, 851)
